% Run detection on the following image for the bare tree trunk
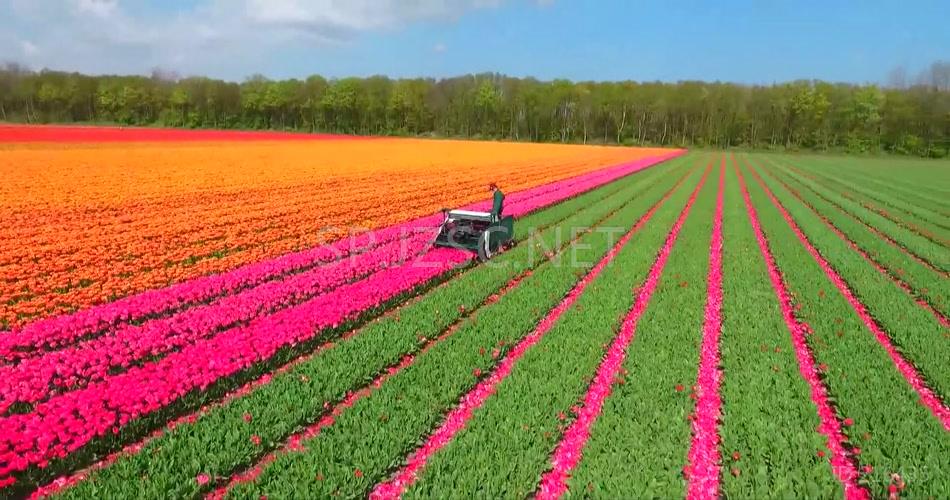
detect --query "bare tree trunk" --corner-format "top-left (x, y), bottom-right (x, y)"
top-left (637, 113), bottom-right (646, 144)
top-left (616, 107), bottom-right (627, 143)
top-left (683, 114), bottom-right (689, 145)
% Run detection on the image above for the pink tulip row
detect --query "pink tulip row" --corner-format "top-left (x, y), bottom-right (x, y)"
top-left (684, 165), bottom-right (725, 498)
top-left (0, 232), bottom-right (433, 414)
top-left (0, 152), bottom-right (684, 485)
top-left (0, 151), bottom-right (683, 363)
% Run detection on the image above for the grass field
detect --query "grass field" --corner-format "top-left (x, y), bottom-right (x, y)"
top-left (0, 127), bottom-right (947, 499)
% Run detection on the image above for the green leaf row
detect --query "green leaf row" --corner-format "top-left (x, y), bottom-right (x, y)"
top-left (58, 154), bottom-right (695, 499)
top-left (787, 159), bottom-right (950, 238)
top-left (740, 157), bottom-right (950, 498)
top-left (717, 157), bottom-right (840, 498)
top-left (785, 154), bottom-right (950, 199)
top-left (400, 160), bottom-right (714, 499)
top-left (761, 163), bottom-right (949, 318)
top-left (226, 161), bottom-right (707, 499)
top-left (766, 157), bottom-right (949, 281)
top-left (781, 155), bottom-right (949, 219)
top-left (748, 159), bottom-right (950, 396)
top-left (764, 156), bottom-right (949, 272)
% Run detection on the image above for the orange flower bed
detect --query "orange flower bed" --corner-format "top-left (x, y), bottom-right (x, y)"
top-left (0, 138), bottom-right (669, 326)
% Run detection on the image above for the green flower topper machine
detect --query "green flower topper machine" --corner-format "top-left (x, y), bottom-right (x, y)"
top-left (433, 187), bottom-right (514, 261)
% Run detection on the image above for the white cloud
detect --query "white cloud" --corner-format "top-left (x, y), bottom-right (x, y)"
top-left (19, 40), bottom-right (38, 56)
top-left (2, 0), bottom-right (533, 78)
top-left (433, 42), bottom-right (447, 53)
top-left (71, 0), bottom-right (118, 18)
top-left (241, 0), bottom-right (507, 37)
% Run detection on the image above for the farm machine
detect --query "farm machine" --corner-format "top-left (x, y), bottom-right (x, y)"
top-left (433, 187), bottom-right (513, 261)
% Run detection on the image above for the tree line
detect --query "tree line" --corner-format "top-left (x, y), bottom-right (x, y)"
top-left (1, 61), bottom-right (948, 157)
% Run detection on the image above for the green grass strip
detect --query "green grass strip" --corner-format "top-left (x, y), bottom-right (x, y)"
top-left (787, 160), bottom-right (950, 241)
top-left (787, 154), bottom-right (950, 194)
top-left (784, 155), bottom-right (950, 214)
top-left (791, 157), bottom-right (949, 219)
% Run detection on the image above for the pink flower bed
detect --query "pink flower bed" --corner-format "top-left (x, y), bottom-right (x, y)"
top-left (0, 248), bottom-right (469, 485)
top-left (684, 165), bottom-right (725, 498)
top-left (0, 232), bottom-right (431, 413)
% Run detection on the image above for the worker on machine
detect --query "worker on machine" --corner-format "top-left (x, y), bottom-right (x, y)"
top-left (488, 183), bottom-right (504, 222)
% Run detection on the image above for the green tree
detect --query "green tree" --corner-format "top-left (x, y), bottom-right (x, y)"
top-left (1, 62), bottom-right (947, 157)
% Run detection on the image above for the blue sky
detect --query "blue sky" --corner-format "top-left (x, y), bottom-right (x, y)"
top-left (3, 0), bottom-right (948, 84)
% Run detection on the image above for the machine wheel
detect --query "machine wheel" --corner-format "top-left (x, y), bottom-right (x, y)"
top-left (478, 231), bottom-right (493, 261)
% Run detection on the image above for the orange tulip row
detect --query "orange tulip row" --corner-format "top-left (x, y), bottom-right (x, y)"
top-left (0, 138), bottom-right (669, 326)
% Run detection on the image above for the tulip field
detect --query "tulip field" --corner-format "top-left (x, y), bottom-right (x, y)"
top-left (0, 125), bottom-right (948, 499)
